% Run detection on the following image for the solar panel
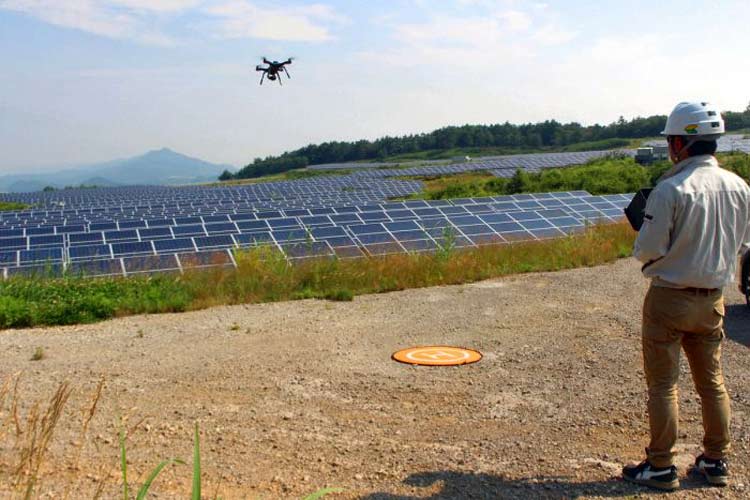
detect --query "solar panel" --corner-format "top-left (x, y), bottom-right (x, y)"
top-left (111, 241), bottom-right (154, 257)
top-left (400, 239), bottom-right (438, 252)
top-left (139, 227), bottom-right (173, 240)
top-left (179, 250), bottom-right (233, 269)
top-left (70, 232), bottom-right (106, 246)
top-left (68, 259), bottom-right (123, 277)
top-left (281, 241), bottom-right (333, 259)
top-left (26, 226), bottom-right (56, 236)
top-left (194, 235), bottom-right (235, 250)
top-left (358, 233), bottom-right (396, 245)
top-left (236, 220), bottom-right (270, 232)
top-left (204, 222), bottom-right (238, 235)
top-left (91, 222), bottom-right (118, 231)
top-left (172, 224), bottom-right (206, 237)
top-left (202, 214), bottom-right (229, 223)
top-left (7, 264), bottom-right (64, 278)
top-left (19, 247), bottom-right (63, 264)
top-left (310, 226), bottom-right (347, 239)
top-left (124, 255), bottom-right (180, 274)
top-left (29, 235), bottom-right (64, 247)
top-left (119, 220), bottom-right (147, 229)
top-left (271, 229), bottom-right (309, 242)
top-left (105, 229), bottom-right (139, 242)
top-left (154, 238), bottom-right (195, 252)
top-left (69, 244), bottom-right (112, 260)
top-left (0, 237), bottom-right (27, 250)
top-left (267, 217), bottom-right (301, 229)
top-left (0, 251), bottom-right (18, 266)
top-left (146, 218), bottom-right (174, 227)
top-left (234, 232), bottom-right (274, 246)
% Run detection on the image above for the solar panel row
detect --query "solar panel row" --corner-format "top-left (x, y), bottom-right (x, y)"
top-left (0, 192), bottom-right (631, 278)
top-left (644, 134), bottom-right (750, 154)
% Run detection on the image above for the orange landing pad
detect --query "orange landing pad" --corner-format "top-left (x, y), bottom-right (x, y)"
top-left (392, 346), bottom-right (482, 366)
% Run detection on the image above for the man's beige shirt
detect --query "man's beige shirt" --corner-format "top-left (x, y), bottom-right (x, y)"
top-left (634, 154), bottom-right (750, 289)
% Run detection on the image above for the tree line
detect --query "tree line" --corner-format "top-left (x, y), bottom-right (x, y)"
top-left (221, 104), bottom-right (750, 181)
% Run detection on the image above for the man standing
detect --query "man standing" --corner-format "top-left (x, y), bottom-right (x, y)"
top-left (623, 102), bottom-right (750, 491)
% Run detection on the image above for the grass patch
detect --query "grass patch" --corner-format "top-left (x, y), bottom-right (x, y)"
top-left (325, 289), bottom-right (355, 302)
top-left (0, 202), bottom-right (29, 212)
top-left (0, 223), bottom-right (635, 330)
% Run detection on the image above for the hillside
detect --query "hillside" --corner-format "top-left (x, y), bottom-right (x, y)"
top-left (0, 148), bottom-right (235, 192)
top-left (229, 106), bottom-right (750, 180)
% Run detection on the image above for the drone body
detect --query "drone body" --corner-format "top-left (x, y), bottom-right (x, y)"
top-left (256, 57), bottom-right (293, 86)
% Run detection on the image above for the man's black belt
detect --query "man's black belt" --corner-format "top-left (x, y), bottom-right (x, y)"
top-left (679, 287), bottom-right (720, 296)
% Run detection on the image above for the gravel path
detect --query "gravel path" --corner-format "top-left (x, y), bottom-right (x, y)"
top-left (1, 257), bottom-right (748, 499)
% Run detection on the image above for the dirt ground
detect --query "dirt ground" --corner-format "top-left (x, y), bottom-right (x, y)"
top-left (1, 257), bottom-right (749, 499)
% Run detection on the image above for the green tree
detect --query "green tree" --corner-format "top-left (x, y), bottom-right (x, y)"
top-left (507, 169), bottom-right (533, 194)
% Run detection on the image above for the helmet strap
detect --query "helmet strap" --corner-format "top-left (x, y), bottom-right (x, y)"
top-left (669, 136), bottom-right (696, 162)
top-left (677, 137), bottom-right (696, 159)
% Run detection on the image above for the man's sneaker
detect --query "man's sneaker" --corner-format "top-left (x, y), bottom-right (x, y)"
top-left (694, 454), bottom-right (729, 486)
top-left (622, 460), bottom-right (679, 491)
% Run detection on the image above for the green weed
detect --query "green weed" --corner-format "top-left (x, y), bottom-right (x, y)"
top-left (30, 347), bottom-right (45, 361)
top-left (325, 289), bottom-right (354, 302)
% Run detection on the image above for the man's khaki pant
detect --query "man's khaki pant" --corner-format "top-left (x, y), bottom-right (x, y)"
top-left (642, 284), bottom-right (731, 468)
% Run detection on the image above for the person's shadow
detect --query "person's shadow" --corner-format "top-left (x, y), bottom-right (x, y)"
top-left (361, 470), bottom-right (711, 499)
top-left (725, 302), bottom-right (750, 348)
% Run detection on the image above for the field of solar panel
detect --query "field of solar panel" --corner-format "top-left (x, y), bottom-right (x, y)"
top-left (0, 166), bottom-right (631, 278)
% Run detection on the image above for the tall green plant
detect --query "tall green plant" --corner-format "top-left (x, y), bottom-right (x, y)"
top-left (192, 423), bottom-right (201, 500)
top-left (120, 423), bottom-right (185, 500)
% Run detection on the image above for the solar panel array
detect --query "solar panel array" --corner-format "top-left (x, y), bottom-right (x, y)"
top-left (0, 179), bottom-right (631, 278)
top-left (348, 150), bottom-right (635, 179)
top-left (0, 177), bottom-right (423, 210)
top-left (644, 134), bottom-right (750, 154)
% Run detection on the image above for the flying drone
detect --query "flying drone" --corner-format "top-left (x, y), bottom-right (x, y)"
top-left (256, 57), bottom-right (293, 86)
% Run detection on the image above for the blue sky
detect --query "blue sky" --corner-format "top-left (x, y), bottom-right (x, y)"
top-left (1, 0), bottom-right (749, 173)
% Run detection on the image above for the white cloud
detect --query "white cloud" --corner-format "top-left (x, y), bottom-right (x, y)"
top-left (0, 0), bottom-right (179, 44)
top-left (108, 0), bottom-right (202, 12)
top-left (531, 23), bottom-right (577, 45)
top-left (367, 2), bottom-right (575, 70)
top-left (203, 1), bottom-right (345, 42)
top-left (495, 10), bottom-right (532, 31)
top-left (0, 0), bottom-right (344, 44)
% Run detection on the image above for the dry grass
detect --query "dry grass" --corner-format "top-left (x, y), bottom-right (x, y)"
top-left (183, 222), bottom-right (635, 308)
top-left (0, 375), bottom-right (110, 499)
top-left (0, 376), bottom-right (341, 499)
top-left (11, 379), bottom-right (72, 498)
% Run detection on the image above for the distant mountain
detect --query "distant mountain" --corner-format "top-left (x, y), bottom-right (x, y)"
top-left (0, 148), bottom-right (235, 193)
top-left (7, 179), bottom-right (49, 193)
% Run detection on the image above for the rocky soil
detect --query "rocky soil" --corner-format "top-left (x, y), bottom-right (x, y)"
top-left (1, 257), bottom-right (748, 499)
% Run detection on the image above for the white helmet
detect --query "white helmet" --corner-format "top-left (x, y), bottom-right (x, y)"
top-left (662, 101), bottom-right (725, 138)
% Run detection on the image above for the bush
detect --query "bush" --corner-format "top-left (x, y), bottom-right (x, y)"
top-left (420, 156), bottom-right (662, 199)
